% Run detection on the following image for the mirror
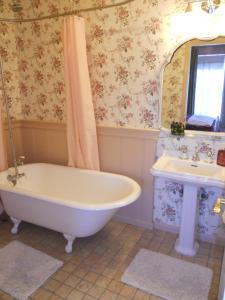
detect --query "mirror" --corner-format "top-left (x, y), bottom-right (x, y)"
top-left (161, 37), bottom-right (225, 132)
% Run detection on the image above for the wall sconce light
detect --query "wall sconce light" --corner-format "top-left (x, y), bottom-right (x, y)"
top-left (186, 0), bottom-right (221, 14)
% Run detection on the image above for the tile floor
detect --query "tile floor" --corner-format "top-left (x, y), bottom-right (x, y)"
top-left (0, 217), bottom-right (223, 300)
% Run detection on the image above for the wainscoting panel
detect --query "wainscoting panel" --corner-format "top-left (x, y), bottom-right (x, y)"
top-left (20, 121), bottom-right (67, 165)
top-left (98, 126), bottom-right (159, 229)
top-left (5, 121), bottom-right (159, 230)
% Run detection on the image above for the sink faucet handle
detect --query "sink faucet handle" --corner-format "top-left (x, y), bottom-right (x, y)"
top-left (192, 147), bottom-right (200, 162)
top-left (206, 149), bottom-right (214, 163)
top-left (178, 145), bottom-right (188, 159)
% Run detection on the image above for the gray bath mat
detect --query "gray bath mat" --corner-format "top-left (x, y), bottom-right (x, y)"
top-left (122, 249), bottom-right (212, 300)
top-left (0, 240), bottom-right (63, 299)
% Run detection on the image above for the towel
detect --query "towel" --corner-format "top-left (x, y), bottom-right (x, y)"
top-left (187, 115), bottom-right (215, 127)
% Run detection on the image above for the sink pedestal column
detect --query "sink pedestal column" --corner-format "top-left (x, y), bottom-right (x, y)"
top-left (175, 183), bottom-right (199, 256)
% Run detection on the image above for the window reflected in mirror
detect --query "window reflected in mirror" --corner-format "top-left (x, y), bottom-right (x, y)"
top-left (161, 37), bottom-right (225, 132)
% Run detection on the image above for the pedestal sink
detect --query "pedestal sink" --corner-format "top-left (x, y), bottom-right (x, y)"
top-left (151, 155), bottom-right (225, 256)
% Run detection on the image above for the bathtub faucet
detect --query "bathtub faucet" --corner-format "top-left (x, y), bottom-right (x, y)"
top-left (17, 156), bottom-right (25, 166)
top-left (7, 155), bottom-right (26, 186)
top-left (7, 172), bottom-right (25, 186)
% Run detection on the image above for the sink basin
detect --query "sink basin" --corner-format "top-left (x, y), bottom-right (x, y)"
top-left (151, 155), bottom-right (225, 188)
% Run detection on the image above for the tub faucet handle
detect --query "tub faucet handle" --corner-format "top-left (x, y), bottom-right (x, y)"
top-left (18, 155), bottom-right (25, 166)
top-left (7, 174), bottom-right (17, 186)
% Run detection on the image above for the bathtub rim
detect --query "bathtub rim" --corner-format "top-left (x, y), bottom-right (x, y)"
top-left (0, 163), bottom-right (141, 211)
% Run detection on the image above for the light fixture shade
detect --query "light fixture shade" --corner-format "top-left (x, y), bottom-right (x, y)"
top-left (186, 0), bottom-right (221, 14)
top-left (201, 0), bottom-right (220, 13)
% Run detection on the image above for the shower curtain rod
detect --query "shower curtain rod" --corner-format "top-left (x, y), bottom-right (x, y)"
top-left (0, 0), bottom-right (135, 23)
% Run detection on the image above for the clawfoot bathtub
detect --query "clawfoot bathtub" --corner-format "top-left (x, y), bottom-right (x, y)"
top-left (0, 163), bottom-right (141, 253)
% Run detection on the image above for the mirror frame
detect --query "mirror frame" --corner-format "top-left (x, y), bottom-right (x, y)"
top-left (159, 34), bottom-right (225, 137)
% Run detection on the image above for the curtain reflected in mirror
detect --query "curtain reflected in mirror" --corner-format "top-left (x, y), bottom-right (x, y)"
top-left (161, 37), bottom-right (225, 132)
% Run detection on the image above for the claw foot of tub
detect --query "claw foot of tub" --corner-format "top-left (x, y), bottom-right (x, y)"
top-left (63, 234), bottom-right (75, 253)
top-left (10, 217), bottom-right (21, 234)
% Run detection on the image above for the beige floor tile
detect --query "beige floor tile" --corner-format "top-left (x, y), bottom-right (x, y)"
top-left (0, 293), bottom-right (14, 300)
top-left (76, 280), bottom-right (93, 293)
top-left (52, 271), bottom-right (70, 283)
top-left (32, 288), bottom-right (52, 300)
top-left (55, 284), bottom-right (73, 298)
top-left (120, 285), bottom-right (137, 299)
top-left (49, 295), bottom-right (63, 300)
top-left (44, 279), bottom-right (61, 292)
top-left (64, 275), bottom-right (81, 288)
top-left (95, 275), bottom-right (112, 288)
top-left (180, 255), bottom-right (195, 263)
top-left (134, 290), bottom-right (151, 300)
top-left (199, 240), bottom-right (211, 249)
top-left (83, 295), bottom-right (96, 300)
top-left (100, 290), bottom-right (118, 299)
top-left (194, 257), bottom-right (208, 266)
top-left (66, 289), bottom-right (85, 300)
top-left (84, 271), bottom-right (99, 283)
top-left (61, 263), bottom-right (76, 274)
top-left (197, 246), bottom-right (210, 257)
top-left (69, 255), bottom-right (83, 266)
top-left (103, 267), bottom-right (117, 279)
top-left (108, 280), bottom-right (124, 294)
top-left (116, 296), bottom-right (128, 300)
top-left (73, 266), bottom-right (89, 278)
top-left (91, 264), bottom-right (106, 274)
top-left (113, 270), bottom-right (123, 281)
top-left (87, 284), bottom-right (105, 298)
top-left (147, 242), bottom-right (161, 252)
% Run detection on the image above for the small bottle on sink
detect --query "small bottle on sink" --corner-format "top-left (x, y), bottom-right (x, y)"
top-left (217, 149), bottom-right (225, 166)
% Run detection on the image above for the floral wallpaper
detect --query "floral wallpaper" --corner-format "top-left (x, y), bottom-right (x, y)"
top-left (0, 21), bottom-right (23, 119)
top-left (1, 1), bottom-right (225, 127)
top-left (161, 43), bottom-right (186, 128)
top-left (157, 129), bottom-right (225, 162)
top-left (0, 0), bottom-right (187, 126)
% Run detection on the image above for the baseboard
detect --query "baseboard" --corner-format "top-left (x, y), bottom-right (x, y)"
top-left (114, 215), bottom-right (153, 229)
top-left (154, 221), bottom-right (224, 245)
top-left (153, 221), bottom-right (179, 234)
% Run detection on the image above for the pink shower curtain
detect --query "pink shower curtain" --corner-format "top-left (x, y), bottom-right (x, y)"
top-left (63, 16), bottom-right (100, 171)
top-left (0, 106), bottom-right (8, 215)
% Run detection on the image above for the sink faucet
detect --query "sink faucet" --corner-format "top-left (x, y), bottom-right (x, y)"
top-left (192, 148), bottom-right (200, 162)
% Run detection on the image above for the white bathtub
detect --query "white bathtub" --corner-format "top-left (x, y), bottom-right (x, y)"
top-left (0, 163), bottom-right (141, 253)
